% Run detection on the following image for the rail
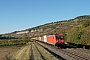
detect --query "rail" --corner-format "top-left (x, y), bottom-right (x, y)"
top-left (38, 41), bottom-right (90, 60)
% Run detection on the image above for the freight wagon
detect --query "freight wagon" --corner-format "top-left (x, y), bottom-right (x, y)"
top-left (37, 36), bottom-right (42, 41)
top-left (41, 35), bottom-right (47, 42)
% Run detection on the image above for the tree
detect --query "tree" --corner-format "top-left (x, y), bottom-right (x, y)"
top-left (67, 27), bottom-right (82, 44)
top-left (81, 26), bottom-right (90, 45)
top-left (62, 31), bottom-right (67, 41)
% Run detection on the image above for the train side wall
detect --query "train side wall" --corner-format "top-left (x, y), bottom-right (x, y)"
top-left (47, 35), bottom-right (56, 45)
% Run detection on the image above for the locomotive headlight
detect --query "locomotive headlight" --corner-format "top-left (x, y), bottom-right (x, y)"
top-left (56, 40), bottom-right (58, 42)
top-left (61, 40), bottom-right (64, 42)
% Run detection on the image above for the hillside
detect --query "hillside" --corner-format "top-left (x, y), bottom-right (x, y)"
top-left (1, 15), bottom-right (90, 46)
top-left (1, 15), bottom-right (90, 38)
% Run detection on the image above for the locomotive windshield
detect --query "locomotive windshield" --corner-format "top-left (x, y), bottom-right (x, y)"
top-left (56, 36), bottom-right (63, 39)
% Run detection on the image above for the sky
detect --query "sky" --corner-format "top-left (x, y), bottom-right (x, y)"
top-left (0, 0), bottom-right (90, 34)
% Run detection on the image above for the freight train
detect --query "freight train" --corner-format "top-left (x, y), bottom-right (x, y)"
top-left (31, 34), bottom-right (65, 47)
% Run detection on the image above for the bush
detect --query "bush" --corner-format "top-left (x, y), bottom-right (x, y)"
top-left (82, 20), bottom-right (90, 28)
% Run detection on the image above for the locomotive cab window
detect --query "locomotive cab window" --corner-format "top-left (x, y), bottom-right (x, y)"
top-left (56, 36), bottom-right (63, 39)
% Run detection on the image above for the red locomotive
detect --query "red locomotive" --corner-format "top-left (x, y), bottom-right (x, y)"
top-left (47, 34), bottom-right (64, 47)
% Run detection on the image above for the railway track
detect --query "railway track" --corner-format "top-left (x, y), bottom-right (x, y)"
top-left (76, 48), bottom-right (90, 54)
top-left (60, 49), bottom-right (89, 60)
top-left (30, 43), bottom-right (35, 60)
top-left (30, 42), bottom-right (46, 60)
top-left (67, 48), bottom-right (90, 59)
top-left (77, 48), bottom-right (90, 59)
top-left (38, 41), bottom-right (90, 60)
top-left (34, 43), bottom-right (46, 60)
